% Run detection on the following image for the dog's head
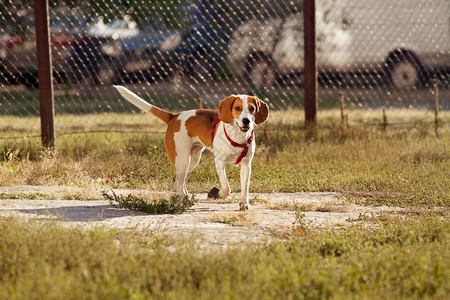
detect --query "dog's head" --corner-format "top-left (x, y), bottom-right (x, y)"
top-left (219, 95), bottom-right (269, 132)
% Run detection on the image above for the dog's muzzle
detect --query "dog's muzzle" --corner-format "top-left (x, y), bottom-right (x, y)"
top-left (238, 118), bottom-right (251, 132)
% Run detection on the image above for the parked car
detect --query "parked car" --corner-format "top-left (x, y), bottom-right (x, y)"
top-left (68, 1), bottom-right (236, 85)
top-left (0, 7), bottom-right (89, 87)
top-left (227, 0), bottom-right (450, 89)
top-left (67, 15), bottom-right (144, 85)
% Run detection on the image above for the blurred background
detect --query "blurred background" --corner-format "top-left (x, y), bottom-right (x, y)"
top-left (0, 0), bottom-right (449, 138)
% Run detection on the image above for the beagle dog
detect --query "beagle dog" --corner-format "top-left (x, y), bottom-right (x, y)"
top-left (114, 86), bottom-right (269, 210)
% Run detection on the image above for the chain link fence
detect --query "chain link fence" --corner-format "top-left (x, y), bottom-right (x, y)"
top-left (1, 0), bottom-right (449, 140)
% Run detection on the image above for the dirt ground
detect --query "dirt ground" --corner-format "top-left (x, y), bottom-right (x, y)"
top-left (0, 185), bottom-right (406, 247)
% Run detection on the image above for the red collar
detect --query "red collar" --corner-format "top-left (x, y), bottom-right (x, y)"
top-left (212, 119), bottom-right (254, 164)
top-left (222, 123), bottom-right (253, 147)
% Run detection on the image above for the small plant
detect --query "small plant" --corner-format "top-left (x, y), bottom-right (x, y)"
top-left (101, 190), bottom-right (196, 214)
top-left (250, 196), bottom-right (267, 204)
top-left (292, 201), bottom-right (307, 233)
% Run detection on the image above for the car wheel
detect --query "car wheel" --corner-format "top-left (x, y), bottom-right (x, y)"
top-left (246, 56), bottom-right (276, 89)
top-left (388, 58), bottom-right (420, 89)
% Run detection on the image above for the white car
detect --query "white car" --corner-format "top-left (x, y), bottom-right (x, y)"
top-left (227, 0), bottom-right (450, 89)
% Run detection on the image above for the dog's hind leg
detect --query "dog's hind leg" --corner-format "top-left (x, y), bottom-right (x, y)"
top-left (187, 144), bottom-right (204, 174)
top-left (169, 123), bottom-right (194, 196)
top-left (174, 153), bottom-right (190, 195)
top-left (174, 145), bottom-right (204, 195)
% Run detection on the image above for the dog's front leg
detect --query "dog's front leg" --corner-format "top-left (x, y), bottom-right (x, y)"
top-left (239, 163), bottom-right (251, 210)
top-left (214, 160), bottom-right (230, 199)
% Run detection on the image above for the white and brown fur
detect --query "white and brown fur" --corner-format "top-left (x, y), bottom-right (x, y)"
top-left (114, 86), bottom-right (269, 210)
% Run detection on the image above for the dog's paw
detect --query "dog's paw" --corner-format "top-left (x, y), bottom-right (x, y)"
top-left (207, 187), bottom-right (220, 199)
top-left (239, 202), bottom-right (249, 211)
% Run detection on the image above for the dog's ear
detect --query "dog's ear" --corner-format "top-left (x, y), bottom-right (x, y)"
top-left (254, 97), bottom-right (269, 124)
top-left (219, 96), bottom-right (236, 124)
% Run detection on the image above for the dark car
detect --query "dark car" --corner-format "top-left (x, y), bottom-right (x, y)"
top-left (68, 1), bottom-right (236, 85)
top-left (68, 16), bottom-right (163, 84)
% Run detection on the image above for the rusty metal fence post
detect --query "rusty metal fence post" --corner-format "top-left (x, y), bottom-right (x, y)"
top-left (303, 0), bottom-right (318, 129)
top-left (34, 0), bottom-right (55, 148)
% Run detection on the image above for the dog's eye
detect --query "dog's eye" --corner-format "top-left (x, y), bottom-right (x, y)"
top-left (235, 107), bottom-right (241, 112)
top-left (249, 107), bottom-right (255, 113)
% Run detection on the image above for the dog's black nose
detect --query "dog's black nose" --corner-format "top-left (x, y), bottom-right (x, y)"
top-left (242, 118), bottom-right (250, 126)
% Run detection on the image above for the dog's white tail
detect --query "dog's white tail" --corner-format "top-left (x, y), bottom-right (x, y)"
top-left (114, 85), bottom-right (172, 124)
top-left (114, 85), bottom-right (153, 113)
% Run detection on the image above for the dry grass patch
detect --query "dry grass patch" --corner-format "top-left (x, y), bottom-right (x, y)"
top-left (203, 211), bottom-right (261, 226)
top-left (264, 199), bottom-right (352, 213)
top-left (264, 199), bottom-right (301, 210)
top-left (314, 204), bottom-right (352, 213)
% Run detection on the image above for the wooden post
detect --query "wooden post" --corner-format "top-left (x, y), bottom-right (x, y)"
top-left (34, 0), bottom-right (55, 148)
top-left (303, 0), bottom-right (318, 129)
top-left (339, 91), bottom-right (345, 127)
top-left (196, 97), bottom-right (203, 109)
top-left (382, 107), bottom-right (388, 131)
top-left (432, 79), bottom-right (439, 138)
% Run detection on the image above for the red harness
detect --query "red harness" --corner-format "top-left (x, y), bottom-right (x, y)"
top-left (212, 119), bottom-right (254, 164)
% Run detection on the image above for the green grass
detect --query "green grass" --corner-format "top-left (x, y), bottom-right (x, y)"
top-left (252, 126), bottom-right (450, 207)
top-left (1, 111), bottom-right (449, 207)
top-left (0, 213), bottom-right (448, 299)
top-left (0, 192), bottom-right (51, 200)
top-left (1, 109), bottom-right (449, 298)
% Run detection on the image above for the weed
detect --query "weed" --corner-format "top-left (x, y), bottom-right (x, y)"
top-left (292, 201), bottom-right (307, 232)
top-left (101, 189), bottom-right (196, 214)
top-left (250, 196), bottom-right (267, 204)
